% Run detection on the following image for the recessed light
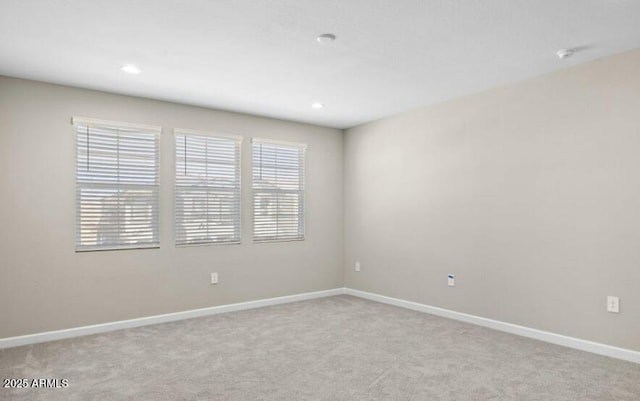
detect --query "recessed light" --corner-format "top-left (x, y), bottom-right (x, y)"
top-left (121, 64), bottom-right (141, 74)
top-left (311, 102), bottom-right (324, 109)
top-left (316, 33), bottom-right (336, 43)
top-left (556, 49), bottom-right (575, 59)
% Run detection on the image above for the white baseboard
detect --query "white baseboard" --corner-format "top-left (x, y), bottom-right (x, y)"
top-left (0, 288), bottom-right (345, 350)
top-left (344, 288), bottom-right (640, 364)
top-left (4, 287), bottom-right (638, 364)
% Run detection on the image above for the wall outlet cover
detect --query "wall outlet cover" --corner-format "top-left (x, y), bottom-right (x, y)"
top-left (607, 296), bottom-right (619, 313)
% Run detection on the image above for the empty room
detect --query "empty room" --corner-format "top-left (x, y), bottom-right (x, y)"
top-left (1, 1), bottom-right (639, 400)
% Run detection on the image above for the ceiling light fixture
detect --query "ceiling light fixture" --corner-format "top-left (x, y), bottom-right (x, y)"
top-left (316, 33), bottom-right (336, 43)
top-left (556, 49), bottom-right (575, 59)
top-left (121, 64), bottom-right (141, 74)
top-left (311, 102), bottom-right (324, 109)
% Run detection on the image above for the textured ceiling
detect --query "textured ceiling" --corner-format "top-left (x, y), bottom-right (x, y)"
top-left (1, 0), bottom-right (639, 128)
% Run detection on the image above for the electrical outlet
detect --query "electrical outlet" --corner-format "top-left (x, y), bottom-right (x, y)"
top-left (607, 296), bottom-right (619, 313)
top-left (210, 272), bottom-right (219, 285)
top-left (355, 262), bottom-right (361, 272)
top-left (448, 274), bottom-right (455, 287)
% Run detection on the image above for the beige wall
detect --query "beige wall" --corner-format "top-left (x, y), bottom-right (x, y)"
top-left (344, 49), bottom-right (640, 351)
top-left (0, 77), bottom-right (343, 338)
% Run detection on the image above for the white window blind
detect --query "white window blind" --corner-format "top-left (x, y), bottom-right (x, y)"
top-left (175, 130), bottom-right (241, 245)
top-left (252, 138), bottom-right (306, 242)
top-left (74, 117), bottom-right (160, 251)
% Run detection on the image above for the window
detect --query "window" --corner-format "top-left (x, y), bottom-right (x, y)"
top-left (175, 130), bottom-right (241, 245)
top-left (252, 138), bottom-right (306, 242)
top-left (74, 117), bottom-right (160, 251)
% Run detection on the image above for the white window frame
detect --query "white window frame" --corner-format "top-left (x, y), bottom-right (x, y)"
top-left (174, 128), bottom-right (242, 246)
top-left (252, 137), bottom-right (306, 243)
top-left (73, 116), bottom-right (161, 252)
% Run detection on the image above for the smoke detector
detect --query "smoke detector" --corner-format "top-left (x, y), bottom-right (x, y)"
top-left (316, 33), bottom-right (336, 43)
top-left (556, 49), bottom-right (575, 59)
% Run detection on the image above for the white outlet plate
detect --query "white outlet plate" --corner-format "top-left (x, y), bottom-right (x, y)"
top-left (355, 262), bottom-right (361, 272)
top-left (607, 296), bottom-right (619, 313)
top-left (211, 272), bottom-right (218, 285)
top-left (448, 274), bottom-right (455, 287)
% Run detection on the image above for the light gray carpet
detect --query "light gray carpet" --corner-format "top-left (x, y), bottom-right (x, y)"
top-left (1, 295), bottom-right (639, 400)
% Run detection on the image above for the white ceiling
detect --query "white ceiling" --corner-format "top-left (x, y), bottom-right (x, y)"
top-left (1, 0), bottom-right (639, 129)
